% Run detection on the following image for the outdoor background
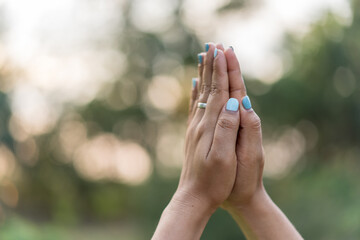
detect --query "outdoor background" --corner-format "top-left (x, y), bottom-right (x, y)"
top-left (0, 0), bottom-right (359, 239)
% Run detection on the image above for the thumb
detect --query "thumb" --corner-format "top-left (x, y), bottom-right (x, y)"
top-left (209, 98), bottom-right (240, 160)
top-left (239, 96), bottom-right (263, 150)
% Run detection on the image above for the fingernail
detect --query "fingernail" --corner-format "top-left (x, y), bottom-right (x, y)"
top-left (226, 98), bottom-right (239, 112)
top-left (205, 43), bottom-right (209, 52)
top-left (198, 54), bottom-right (203, 64)
top-left (219, 43), bottom-right (224, 48)
top-left (192, 78), bottom-right (197, 88)
top-left (242, 96), bottom-right (252, 110)
top-left (214, 48), bottom-right (218, 58)
top-left (229, 46), bottom-right (234, 51)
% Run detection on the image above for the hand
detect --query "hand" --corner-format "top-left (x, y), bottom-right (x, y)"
top-left (152, 43), bottom-right (241, 240)
top-left (179, 42), bottom-right (240, 210)
top-left (219, 46), bottom-right (265, 208)
top-left (209, 45), bottom-right (302, 240)
top-left (194, 44), bottom-right (264, 208)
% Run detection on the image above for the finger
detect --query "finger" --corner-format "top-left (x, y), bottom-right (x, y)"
top-left (238, 96), bottom-right (263, 154)
top-left (188, 77), bottom-right (198, 122)
top-left (198, 43), bottom-right (216, 104)
top-left (208, 98), bottom-right (240, 161)
top-left (196, 52), bottom-right (205, 98)
top-left (199, 48), bottom-right (230, 144)
top-left (216, 43), bottom-right (225, 52)
top-left (192, 43), bottom-right (216, 124)
top-left (224, 46), bottom-right (247, 101)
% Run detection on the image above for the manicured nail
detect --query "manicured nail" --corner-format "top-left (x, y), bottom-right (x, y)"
top-left (205, 43), bottom-right (209, 52)
top-left (198, 54), bottom-right (203, 64)
top-left (242, 96), bottom-right (252, 110)
top-left (192, 78), bottom-right (197, 88)
top-left (226, 98), bottom-right (239, 112)
top-left (214, 48), bottom-right (218, 58)
top-left (229, 46), bottom-right (234, 51)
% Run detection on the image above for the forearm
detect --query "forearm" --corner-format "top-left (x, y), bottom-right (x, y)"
top-left (227, 189), bottom-right (302, 240)
top-left (152, 190), bottom-right (215, 240)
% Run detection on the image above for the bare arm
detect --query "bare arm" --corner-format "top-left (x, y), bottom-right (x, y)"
top-left (225, 189), bottom-right (302, 240)
top-left (152, 191), bottom-right (214, 240)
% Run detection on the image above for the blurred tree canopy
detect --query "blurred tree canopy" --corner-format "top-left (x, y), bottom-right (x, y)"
top-left (1, 0), bottom-right (360, 239)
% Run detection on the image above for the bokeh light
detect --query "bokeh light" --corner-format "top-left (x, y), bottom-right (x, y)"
top-left (74, 134), bottom-right (152, 185)
top-left (0, 145), bottom-right (16, 182)
top-left (147, 75), bottom-right (183, 112)
top-left (264, 128), bottom-right (306, 178)
top-left (0, 0), bottom-right (359, 239)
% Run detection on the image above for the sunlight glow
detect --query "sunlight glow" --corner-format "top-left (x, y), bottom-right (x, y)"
top-left (58, 120), bottom-right (88, 161)
top-left (15, 137), bottom-right (38, 166)
top-left (0, 180), bottom-right (19, 208)
top-left (130, 0), bottom-right (177, 33)
top-left (264, 128), bottom-right (306, 178)
top-left (0, 145), bottom-right (17, 182)
top-left (74, 134), bottom-right (152, 185)
top-left (156, 124), bottom-right (185, 178)
top-left (147, 75), bottom-right (183, 112)
top-left (10, 84), bottom-right (58, 136)
top-left (183, 0), bottom-right (351, 83)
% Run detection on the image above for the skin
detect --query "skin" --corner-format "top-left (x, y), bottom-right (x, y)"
top-left (152, 43), bottom-right (303, 240)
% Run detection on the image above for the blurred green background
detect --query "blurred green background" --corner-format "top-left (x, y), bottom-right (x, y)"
top-left (0, 0), bottom-right (360, 239)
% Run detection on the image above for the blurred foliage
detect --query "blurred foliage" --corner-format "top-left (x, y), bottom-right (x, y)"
top-left (0, 0), bottom-right (360, 239)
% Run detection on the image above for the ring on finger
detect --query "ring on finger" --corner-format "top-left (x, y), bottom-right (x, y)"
top-left (198, 102), bottom-right (207, 109)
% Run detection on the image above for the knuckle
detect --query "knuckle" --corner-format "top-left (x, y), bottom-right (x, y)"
top-left (208, 151), bottom-right (235, 168)
top-left (209, 84), bottom-right (226, 96)
top-left (200, 83), bottom-right (210, 95)
top-left (249, 113), bottom-right (261, 130)
top-left (217, 118), bottom-right (238, 130)
top-left (195, 122), bottom-right (207, 136)
top-left (210, 85), bottom-right (221, 96)
top-left (228, 68), bottom-right (241, 75)
top-left (207, 152), bottom-right (224, 166)
top-left (213, 69), bottom-right (227, 80)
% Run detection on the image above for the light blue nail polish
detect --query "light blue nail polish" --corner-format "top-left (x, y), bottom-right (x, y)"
top-left (205, 43), bottom-right (209, 52)
top-left (242, 96), bottom-right (252, 110)
top-left (192, 78), bottom-right (197, 88)
top-left (226, 98), bottom-right (239, 112)
top-left (198, 54), bottom-right (203, 64)
top-left (214, 48), bottom-right (218, 58)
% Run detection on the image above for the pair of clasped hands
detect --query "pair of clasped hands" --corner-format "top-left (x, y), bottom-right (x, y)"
top-left (153, 43), bottom-right (303, 240)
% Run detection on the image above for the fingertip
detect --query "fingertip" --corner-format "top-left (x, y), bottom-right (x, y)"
top-left (192, 77), bottom-right (198, 89)
top-left (205, 43), bottom-right (210, 52)
top-left (241, 96), bottom-right (252, 111)
top-left (205, 43), bottom-right (216, 56)
top-left (214, 48), bottom-right (224, 59)
top-left (198, 52), bottom-right (205, 65)
top-left (240, 96), bottom-right (261, 130)
top-left (225, 98), bottom-right (240, 112)
top-left (213, 49), bottom-right (226, 65)
top-left (216, 43), bottom-right (225, 51)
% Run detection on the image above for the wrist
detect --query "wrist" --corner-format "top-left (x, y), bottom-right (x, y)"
top-left (168, 189), bottom-right (217, 218)
top-left (223, 186), bottom-right (269, 215)
top-left (152, 190), bottom-right (215, 240)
